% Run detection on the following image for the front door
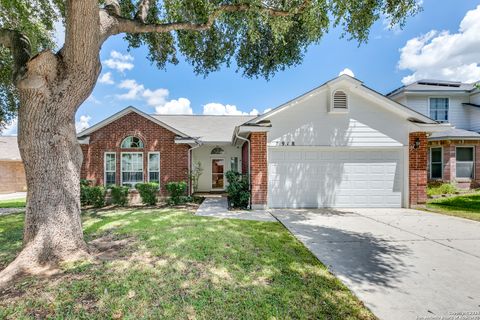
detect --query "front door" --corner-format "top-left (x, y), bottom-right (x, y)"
top-left (211, 159), bottom-right (225, 190)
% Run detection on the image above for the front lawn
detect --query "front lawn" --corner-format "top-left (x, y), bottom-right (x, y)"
top-left (0, 198), bottom-right (26, 208)
top-left (0, 208), bottom-right (374, 319)
top-left (427, 193), bottom-right (480, 222)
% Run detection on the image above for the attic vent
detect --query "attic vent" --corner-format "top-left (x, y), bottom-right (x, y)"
top-left (333, 90), bottom-right (348, 109)
top-left (417, 81), bottom-right (461, 88)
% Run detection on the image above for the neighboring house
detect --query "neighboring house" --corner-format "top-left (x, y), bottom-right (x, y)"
top-left (387, 80), bottom-right (480, 188)
top-left (0, 136), bottom-right (27, 194)
top-left (78, 75), bottom-right (450, 209)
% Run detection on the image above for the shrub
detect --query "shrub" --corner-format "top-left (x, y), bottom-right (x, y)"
top-left (427, 182), bottom-right (457, 197)
top-left (166, 181), bottom-right (187, 205)
top-left (136, 182), bottom-right (160, 205)
top-left (110, 185), bottom-right (129, 206)
top-left (226, 171), bottom-right (250, 209)
top-left (80, 180), bottom-right (105, 208)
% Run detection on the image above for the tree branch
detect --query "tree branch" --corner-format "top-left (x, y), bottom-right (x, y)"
top-left (0, 29), bottom-right (32, 84)
top-left (107, 2), bottom-right (308, 36)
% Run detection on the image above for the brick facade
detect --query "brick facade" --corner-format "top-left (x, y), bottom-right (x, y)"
top-left (427, 140), bottom-right (480, 188)
top-left (0, 160), bottom-right (26, 194)
top-left (249, 132), bottom-right (268, 209)
top-left (80, 112), bottom-right (189, 195)
top-left (409, 132), bottom-right (428, 206)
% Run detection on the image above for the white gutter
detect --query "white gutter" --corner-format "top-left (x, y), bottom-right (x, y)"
top-left (187, 140), bottom-right (202, 196)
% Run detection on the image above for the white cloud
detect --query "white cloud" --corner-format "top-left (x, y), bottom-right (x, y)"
top-left (156, 98), bottom-right (193, 114)
top-left (53, 19), bottom-right (65, 48)
top-left (118, 79), bottom-right (145, 100)
top-left (338, 68), bottom-right (355, 77)
top-left (203, 103), bottom-right (258, 115)
top-left (398, 5), bottom-right (480, 85)
top-left (1, 118), bottom-right (18, 136)
top-left (99, 72), bottom-right (114, 85)
top-left (263, 108), bottom-right (272, 114)
top-left (117, 79), bottom-right (192, 114)
top-left (75, 115), bottom-right (91, 133)
top-left (103, 50), bottom-right (134, 73)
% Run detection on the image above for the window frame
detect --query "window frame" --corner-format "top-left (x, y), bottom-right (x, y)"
top-left (428, 97), bottom-right (449, 123)
top-left (148, 152), bottom-right (160, 183)
top-left (330, 89), bottom-right (349, 113)
top-left (120, 152), bottom-right (144, 188)
top-left (104, 152), bottom-right (117, 186)
top-left (429, 147), bottom-right (443, 180)
top-left (121, 136), bottom-right (144, 149)
top-left (455, 146), bottom-right (475, 180)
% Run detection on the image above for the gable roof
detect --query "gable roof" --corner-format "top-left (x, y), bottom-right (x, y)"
top-left (387, 79), bottom-right (477, 97)
top-left (77, 106), bottom-right (190, 138)
top-left (248, 74), bottom-right (437, 125)
top-left (0, 136), bottom-right (21, 160)
top-left (151, 115), bottom-right (256, 143)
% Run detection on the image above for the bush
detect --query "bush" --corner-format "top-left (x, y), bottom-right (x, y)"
top-left (166, 181), bottom-right (187, 205)
top-left (80, 180), bottom-right (105, 208)
top-left (226, 171), bottom-right (250, 209)
top-left (135, 182), bottom-right (160, 205)
top-left (427, 182), bottom-right (457, 197)
top-left (110, 185), bottom-right (129, 206)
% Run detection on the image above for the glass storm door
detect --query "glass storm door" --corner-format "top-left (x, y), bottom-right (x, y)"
top-left (211, 159), bottom-right (224, 190)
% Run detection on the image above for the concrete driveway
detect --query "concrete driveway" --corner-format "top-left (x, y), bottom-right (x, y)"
top-left (271, 208), bottom-right (480, 320)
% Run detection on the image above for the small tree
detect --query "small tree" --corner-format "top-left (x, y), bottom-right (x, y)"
top-left (190, 161), bottom-right (204, 194)
top-left (166, 181), bottom-right (187, 205)
top-left (226, 171), bottom-right (250, 209)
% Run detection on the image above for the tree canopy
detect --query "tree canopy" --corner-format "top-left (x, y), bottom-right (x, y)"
top-left (0, 0), bottom-right (420, 130)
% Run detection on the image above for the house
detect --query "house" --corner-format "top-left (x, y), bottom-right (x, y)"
top-left (78, 75), bottom-right (453, 209)
top-left (387, 80), bottom-right (480, 188)
top-left (0, 136), bottom-right (27, 194)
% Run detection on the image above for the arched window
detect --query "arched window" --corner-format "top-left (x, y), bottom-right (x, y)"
top-left (333, 90), bottom-right (348, 110)
top-left (211, 147), bottom-right (224, 155)
top-left (121, 136), bottom-right (144, 148)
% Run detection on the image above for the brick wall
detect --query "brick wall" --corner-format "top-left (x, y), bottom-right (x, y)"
top-left (250, 132), bottom-right (267, 208)
top-left (80, 112), bottom-right (189, 195)
top-left (443, 144), bottom-right (456, 181)
top-left (409, 132), bottom-right (427, 206)
top-left (0, 160), bottom-right (27, 193)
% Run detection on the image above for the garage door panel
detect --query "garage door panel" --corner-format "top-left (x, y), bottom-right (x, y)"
top-left (268, 148), bottom-right (404, 208)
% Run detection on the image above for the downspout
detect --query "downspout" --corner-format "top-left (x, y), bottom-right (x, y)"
top-left (235, 129), bottom-right (251, 209)
top-left (188, 140), bottom-right (202, 196)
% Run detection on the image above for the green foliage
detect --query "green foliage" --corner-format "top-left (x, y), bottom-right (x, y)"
top-left (165, 181), bottom-right (187, 205)
top-left (427, 182), bottom-right (458, 197)
top-left (80, 180), bottom-right (105, 208)
top-left (0, 198), bottom-right (26, 208)
top-left (226, 170), bottom-right (250, 209)
top-left (189, 161), bottom-right (204, 193)
top-left (136, 182), bottom-right (160, 205)
top-left (0, 0), bottom-right (420, 129)
top-left (109, 185), bottom-right (129, 206)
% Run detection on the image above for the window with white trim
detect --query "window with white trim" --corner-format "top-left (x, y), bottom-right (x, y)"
top-left (429, 98), bottom-right (449, 122)
top-left (332, 90), bottom-right (348, 111)
top-left (430, 147), bottom-right (442, 179)
top-left (121, 136), bottom-right (144, 148)
top-left (104, 152), bottom-right (116, 186)
top-left (148, 152), bottom-right (160, 183)
top-left (121, 152), bottom-right (143, 188)
top-left (456, 147), bottom-right (474, 179)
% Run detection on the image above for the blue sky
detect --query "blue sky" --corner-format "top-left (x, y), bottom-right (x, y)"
top-left (4, 1), bottom-right (480, 134)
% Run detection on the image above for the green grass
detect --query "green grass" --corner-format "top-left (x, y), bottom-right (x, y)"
top-left (427, 193), bottom-right (480, 222)
top-left (0, 198), bottom-right (26, 208)
top-left (426, 183), bottom-right (457, 197)
top-left (0, 208), bottom-right (374, 320)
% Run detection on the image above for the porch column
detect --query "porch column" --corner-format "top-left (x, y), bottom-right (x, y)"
top-left (443, 143), bottom-right (456, 182)
top-left (250, 132), bottom-right (268, 209)
top-left (409, 132), bottom-right (428, 207)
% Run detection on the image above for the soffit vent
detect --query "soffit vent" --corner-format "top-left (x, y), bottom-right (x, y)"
top-left (333, 91), bottom-right (348, 109)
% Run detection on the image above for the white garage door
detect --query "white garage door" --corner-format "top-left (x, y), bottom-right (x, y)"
top-left (268, 148), bottom-right (404, 208)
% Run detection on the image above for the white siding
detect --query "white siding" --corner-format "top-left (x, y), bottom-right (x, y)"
top-left (405, 95), bottom-right (471, 130)
top-left (266, 88), bottom-right (409, 147)
top-left (469, 93), bottom-right (480, 132)
top-left (192, 144), bottom-right (243, 192)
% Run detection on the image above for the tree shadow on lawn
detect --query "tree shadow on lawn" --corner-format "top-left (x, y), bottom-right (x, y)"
top-left (0, 208), bottom-right (376, 319)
